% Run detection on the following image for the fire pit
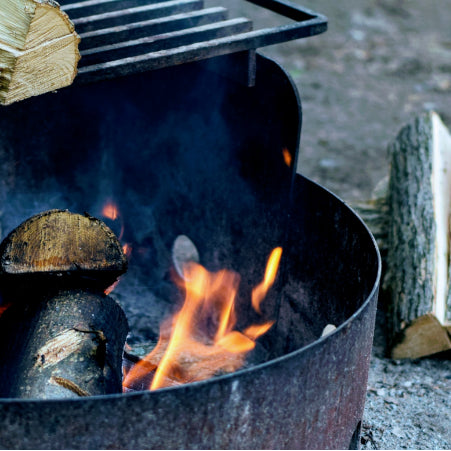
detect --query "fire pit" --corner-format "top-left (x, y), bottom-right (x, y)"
top-left (0, 1), bottom-right (380, 449)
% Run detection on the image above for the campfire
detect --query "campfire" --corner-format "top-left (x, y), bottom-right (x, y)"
top-left (123, 246), bottom-right (281, 391)
top-left (0, 1), bottom-right (381, 449)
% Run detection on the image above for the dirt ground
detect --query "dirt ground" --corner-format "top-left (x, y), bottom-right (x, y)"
top-left (228, 1), bottom-right (451, 449)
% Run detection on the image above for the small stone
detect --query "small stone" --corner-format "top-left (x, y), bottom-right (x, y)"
top-left (321, 324), bottom-right (337, 337)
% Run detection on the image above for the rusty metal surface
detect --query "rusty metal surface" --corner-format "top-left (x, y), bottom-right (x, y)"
top-left (0, 53), bottom-right (380, 449)
top-left (0, 175), bottom-right (380, 449)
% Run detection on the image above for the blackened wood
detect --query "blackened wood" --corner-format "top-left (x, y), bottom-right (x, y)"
top-left (0, 209), bottom-right (127, 290)
top-left (0, 289), bottom-right (128, 398)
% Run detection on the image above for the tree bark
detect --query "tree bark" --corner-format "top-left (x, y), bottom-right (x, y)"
top-left (0, 289), bottom-right (128, 398)
top-left (0, 210), bottom-right (129, 398)
top-left (354, 111), bottom-right (451, 358)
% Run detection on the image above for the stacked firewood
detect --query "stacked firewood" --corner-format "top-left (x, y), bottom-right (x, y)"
top-left (355, 111), bottom-right (451, 358)
top-left (0, 210), bottom-right (128, 398)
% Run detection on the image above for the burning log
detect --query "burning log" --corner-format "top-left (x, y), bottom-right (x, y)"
top-left (0, 209), bottom-right (128, 398)
top-left (355, 112), bottom-right (451, 358)
top-left (0, 0), bottom-right (80, 105)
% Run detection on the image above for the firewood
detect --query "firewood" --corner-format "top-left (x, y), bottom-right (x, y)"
top-left (354, 111), bottom-right (451, 359)
top-left (0, 0), bottom-right (80, 105)
top-left (0, 209), bottom-right (127, 289)
top-left (0, 210), bottom-right (128, 398)
top-left (0, 290), bottom-right (128, 398)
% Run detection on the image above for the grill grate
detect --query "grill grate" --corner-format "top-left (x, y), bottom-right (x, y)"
top-left (58, 0), bottom-right (327, 83)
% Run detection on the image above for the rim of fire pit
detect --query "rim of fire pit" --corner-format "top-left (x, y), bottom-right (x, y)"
top-left (0, 177), bottom-right (381, 403)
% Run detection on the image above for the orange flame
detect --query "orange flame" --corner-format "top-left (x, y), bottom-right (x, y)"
top-left (123, 248), bottom-right (282, 391)
top-left (102, 202), bottom-right (119, 221)
top-left (101, 200), bottom-right (125, 241)
top-left (101, 200), bottom-right (132, 295)
top-left (122, 243), bottom-right (132, 258)
top-left (282, 147), bottom-right (292, 167)
top-left (252, 247), bottom-right (282, 314)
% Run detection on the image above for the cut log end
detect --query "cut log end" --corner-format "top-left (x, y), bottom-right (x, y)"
top-left (0, 209), bottom-right (127, 288)
top-left (0, 0), bottom-right (80, 105)
top-left (0, 209), bottom-right (129, 399)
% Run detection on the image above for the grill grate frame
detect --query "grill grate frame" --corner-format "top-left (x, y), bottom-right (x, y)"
top-left (58, 0), bottom-right (327, 83)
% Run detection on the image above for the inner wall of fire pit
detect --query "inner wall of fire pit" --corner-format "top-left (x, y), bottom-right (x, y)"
top-left (0, 52), bottom-right (373, 361)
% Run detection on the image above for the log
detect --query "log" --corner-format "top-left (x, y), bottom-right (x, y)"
top-left (354, 111), bottom-right (451, 359)
top-left (0, 209), bottom-right (129, 398)
top-left (0, 290), bottom-right (128, 398)
top-left (0, 0), bottom-right (80, 105)
top-left (0, 209), bottom-right (127, 290)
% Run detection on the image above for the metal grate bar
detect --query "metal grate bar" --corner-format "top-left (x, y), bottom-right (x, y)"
top-left (55, 0), bottom-right (327, 84)
top-left (78, 7), bottom-right (229, 51)
top-left (80, 18), bottom-right (253, 67)
top-left (61, 0), bottom-right (165, 19)
top-left (70, 0), bottom-right (204, 34)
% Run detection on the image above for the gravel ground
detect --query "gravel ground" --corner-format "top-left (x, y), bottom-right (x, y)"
top-left (223, 1), bottom-right (451, 449)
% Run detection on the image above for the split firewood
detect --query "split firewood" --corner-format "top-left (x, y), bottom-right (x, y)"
top-left (0, 0), bottom-right (80, 105)
top-left (354, 111), bottom-right (451, 359)
top-left (0, 209), bottom-right (128, 398)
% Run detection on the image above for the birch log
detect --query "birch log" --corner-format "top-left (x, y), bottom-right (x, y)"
top-left (0, 0), bottom-right (80, 105)
top-left (0, 210), bottom-right (128, 398)
top-left (356, 111), bottom-right (451, 359)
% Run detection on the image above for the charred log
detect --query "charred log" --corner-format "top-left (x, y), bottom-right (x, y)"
top-left (0, 290), bottom-right (128, 398)
top-left (0, 209), bottom-right (128, 398)
top-left (0, 209), bottom-right (127, 291)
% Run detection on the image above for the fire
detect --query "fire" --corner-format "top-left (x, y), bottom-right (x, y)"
top-left (122, 243), bottom-right (132, 258)
top-left (102, 202), bottom-right (119, 221)
top-left (0, 303), bottom-right (11, 318)
top-left (123, 247), bottom-right (283, 391)
top-left (101, 199), bottom-right (125, 241)
top-left (101, 200), bottom-right (132, 294)
top-left (282, 147), bottom-right (292, 167)
top-left (252, 247), bottom-right (282, 313)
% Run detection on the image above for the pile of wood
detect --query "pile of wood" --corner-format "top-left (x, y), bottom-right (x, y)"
top-left (355, 111), bottom-right (451, 359)
top-left (0, 210), bottom-right (128, 398)
top-left (0, 0), bottom-right (79, 105)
